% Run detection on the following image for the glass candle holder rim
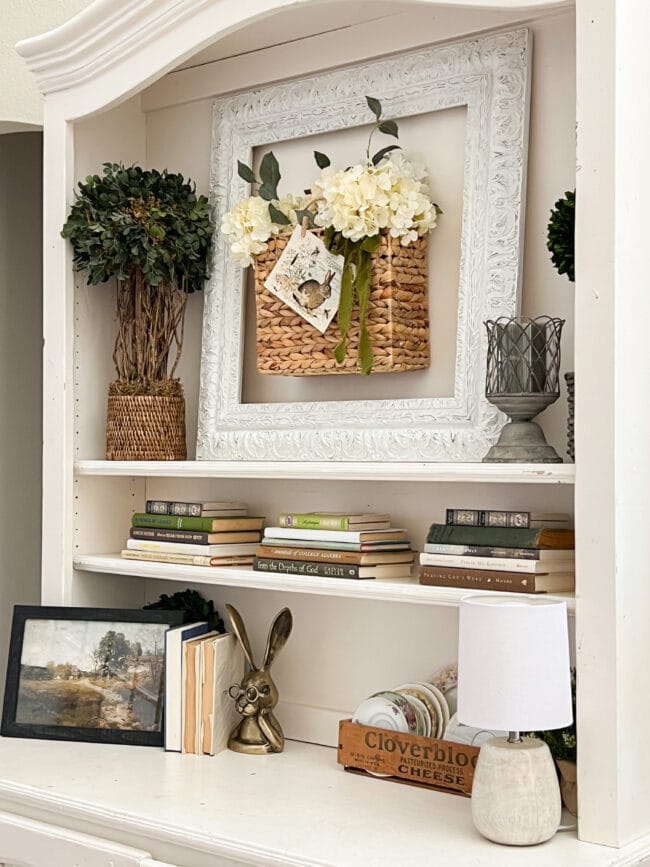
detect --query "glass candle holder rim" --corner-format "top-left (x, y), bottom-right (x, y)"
top-left (484, 315), bottom-right (566, 329)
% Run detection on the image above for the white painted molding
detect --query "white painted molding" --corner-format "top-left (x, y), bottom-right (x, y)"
top-left (15, 0), bottom-right (568, 99)
top-left (197, 27), bottom-right (530, 461)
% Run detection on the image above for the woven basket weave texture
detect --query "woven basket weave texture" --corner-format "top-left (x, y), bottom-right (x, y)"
top-left (253, 230), bottom-right (430, 375)
top-left (106, 393), bottom-right (187, 460)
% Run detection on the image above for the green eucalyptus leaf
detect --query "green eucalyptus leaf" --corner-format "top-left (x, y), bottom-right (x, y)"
top-left (258, 152), bottom-right (281, 201)
top-left (378, 120), bottom-right (399, 139)
top-left (268, 202), bottom-right (291, 225)
top-left (360, 234), bottom-right (382, 253)
top-left (314, 151), bottom-right (331, 169)
top-left (371, 144), bottom-right (401, 165)
top-left (324, 226), bottom-right (335, 251)
top-left (358, 326), bottom-right (373, 376)
top-left (237, 161), bottom-right (256, 183)
top-left (366, 96), bottom-right (382, 120)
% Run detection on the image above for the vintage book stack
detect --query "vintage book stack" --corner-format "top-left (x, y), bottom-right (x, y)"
top-left (164, 621), bottom-right (245, 754)
top-left (254, 511), bottom-right (415, 580)
top-left (120, 499), bottom-right (264, 567)
top-left (419, 508), bottom-right (575, 594)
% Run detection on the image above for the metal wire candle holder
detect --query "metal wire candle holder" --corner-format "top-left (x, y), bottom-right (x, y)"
top-left (483, 316), bottom-right (565, 463)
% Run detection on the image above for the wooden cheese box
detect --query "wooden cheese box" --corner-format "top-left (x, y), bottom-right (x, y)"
top-left (337, 719), bottom-right (480, 797)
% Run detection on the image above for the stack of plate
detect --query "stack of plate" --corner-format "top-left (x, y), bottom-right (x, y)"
top-left (352, 681), bottom-right (451, 739)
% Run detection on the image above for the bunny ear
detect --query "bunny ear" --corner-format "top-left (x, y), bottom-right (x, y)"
top-left (226, 604), bottom-right (256, 669)
top-left (262, 608), bottom-right (293, 670)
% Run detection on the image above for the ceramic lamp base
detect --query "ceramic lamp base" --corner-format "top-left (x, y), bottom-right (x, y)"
top-left (471, 737), bottom-right (561, 845)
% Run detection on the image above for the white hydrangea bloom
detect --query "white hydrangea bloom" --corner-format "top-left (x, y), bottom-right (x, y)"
top-left (313, 154), bottom-right (437, 245)
top-left (275, 193), bottom-right (306, 227)
top-left (220, 196), bottom-right (277, 267)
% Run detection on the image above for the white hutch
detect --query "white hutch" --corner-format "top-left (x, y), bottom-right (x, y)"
top-left (0, 0), bottom-right (648, 864)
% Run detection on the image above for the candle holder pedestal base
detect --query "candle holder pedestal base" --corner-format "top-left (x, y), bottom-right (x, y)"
top-left (483, 393), bottom-right (563, 463)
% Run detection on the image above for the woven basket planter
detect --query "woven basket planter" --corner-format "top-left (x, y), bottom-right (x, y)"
top-left (253, 230), bottom-right (430, 375)
top-left (106, 391), bottom-right (187, 460)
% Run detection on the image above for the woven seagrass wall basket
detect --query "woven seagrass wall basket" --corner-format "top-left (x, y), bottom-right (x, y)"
top-left (253, 229), bottom-right (430, 376)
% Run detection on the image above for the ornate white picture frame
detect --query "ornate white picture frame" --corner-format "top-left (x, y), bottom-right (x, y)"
top-left (197, 28), bottom-right (530, 462)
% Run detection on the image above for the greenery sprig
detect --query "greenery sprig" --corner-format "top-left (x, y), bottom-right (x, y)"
top-left (547, 190), bottom-right (575, 283)
top-left (144, 589), bottom-right (224, 633)
top-left (311, 96), bottom-right (401, 172)
top-left (324, 229), bottom-right (381, 375)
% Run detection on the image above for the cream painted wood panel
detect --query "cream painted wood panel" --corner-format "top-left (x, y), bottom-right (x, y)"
top-left (0, 810), bottom-right (154, 867)
top-left (0, 737), bottom-right (643, 867)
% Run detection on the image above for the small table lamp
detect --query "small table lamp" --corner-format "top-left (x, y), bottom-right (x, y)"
top-left (457, 595), bottom-right (572, 845)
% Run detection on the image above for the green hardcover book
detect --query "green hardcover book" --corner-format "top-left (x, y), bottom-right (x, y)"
top-left (131, 513), bottom-right (264, 533)
top-left (426, 524), bottom-right (575, 550)
top-left (277, 512), bottom-right (390, 531)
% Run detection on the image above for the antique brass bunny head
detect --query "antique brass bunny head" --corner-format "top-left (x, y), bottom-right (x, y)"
top-left (226, 604), bottom-right (293, 754)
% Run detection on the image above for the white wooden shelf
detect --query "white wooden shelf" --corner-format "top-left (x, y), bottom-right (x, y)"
top-left (73, 554), bottom-right (576, 612)
top-left (0, 735), bottom-right (635, 867)
top-left (74, 459), bottom-right (575, 484)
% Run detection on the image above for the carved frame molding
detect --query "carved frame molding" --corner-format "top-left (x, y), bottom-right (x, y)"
top-left (197, 28), bottom-right (530, 461)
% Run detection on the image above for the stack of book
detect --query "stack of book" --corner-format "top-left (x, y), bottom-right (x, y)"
top-left (164, 621), bottom-right (244, 754)
top-left (419, 508), bottom-right (575, 594)
top-left (121, 499), bottom-right (264, 568)
top-left (254, 511), bottom-right (415, 580)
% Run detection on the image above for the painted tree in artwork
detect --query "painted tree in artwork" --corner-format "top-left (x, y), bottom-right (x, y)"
top-left (93, 630), bottom-right (132, 676)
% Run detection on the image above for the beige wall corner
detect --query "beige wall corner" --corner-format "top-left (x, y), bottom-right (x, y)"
top-left (1, 0), bottom-right (92, 128)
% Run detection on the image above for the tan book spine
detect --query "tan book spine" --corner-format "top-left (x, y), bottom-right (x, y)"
top-left (257, 545), bottom-right (363, 565)
top-left (419, 566), bottom-right (546, 593)
top-left (201, 641), bottom-right (216, 755)
top-left (182, 642), bottom-right (197, 754)
top-left (122, 550), bottom-right (253, 567)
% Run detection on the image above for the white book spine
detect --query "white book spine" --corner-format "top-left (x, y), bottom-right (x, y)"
top-left (418, 552), bottom-right (576, 574)
top-left (266, 526), bottom-right (406, 543)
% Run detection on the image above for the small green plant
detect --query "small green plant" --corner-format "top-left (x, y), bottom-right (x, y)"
top-left (143, 589), bottom-right (224, 633)
top-left (530, 667), bottom-right (577, 762)
top-left (547, 190), bottom-right (575, 283)
top-left (61, 163), bottom-right (214, 394)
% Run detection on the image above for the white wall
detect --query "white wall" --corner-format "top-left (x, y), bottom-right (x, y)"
top-left (0, 132), bottom-right (43, 685)
top-left (1, 0), bottom-right (92, 131)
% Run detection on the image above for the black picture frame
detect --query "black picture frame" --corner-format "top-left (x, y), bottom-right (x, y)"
top-left (1, 606), bottom-right (186, 747)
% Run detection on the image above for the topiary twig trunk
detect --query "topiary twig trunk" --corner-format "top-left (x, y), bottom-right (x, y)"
top-left (112, 269), bottom-right (187, 395)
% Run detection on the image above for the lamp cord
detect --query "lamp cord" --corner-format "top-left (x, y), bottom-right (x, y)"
top-left (559, 822), bottom-right (578, 832)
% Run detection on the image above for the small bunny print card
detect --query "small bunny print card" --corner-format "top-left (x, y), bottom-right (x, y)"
top-left (264, 226), bottom-right (344, 333)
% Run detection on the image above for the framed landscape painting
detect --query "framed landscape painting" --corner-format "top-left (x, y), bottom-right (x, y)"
top-left (1, 606), bottom-right (185, 746)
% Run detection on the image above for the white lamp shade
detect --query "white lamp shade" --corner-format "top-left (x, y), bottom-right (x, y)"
top-left (457, 595), bottom-right (572, 732)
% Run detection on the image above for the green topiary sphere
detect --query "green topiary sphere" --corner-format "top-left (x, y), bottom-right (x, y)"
top-left (547, 190), bottom-right (575, 283)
